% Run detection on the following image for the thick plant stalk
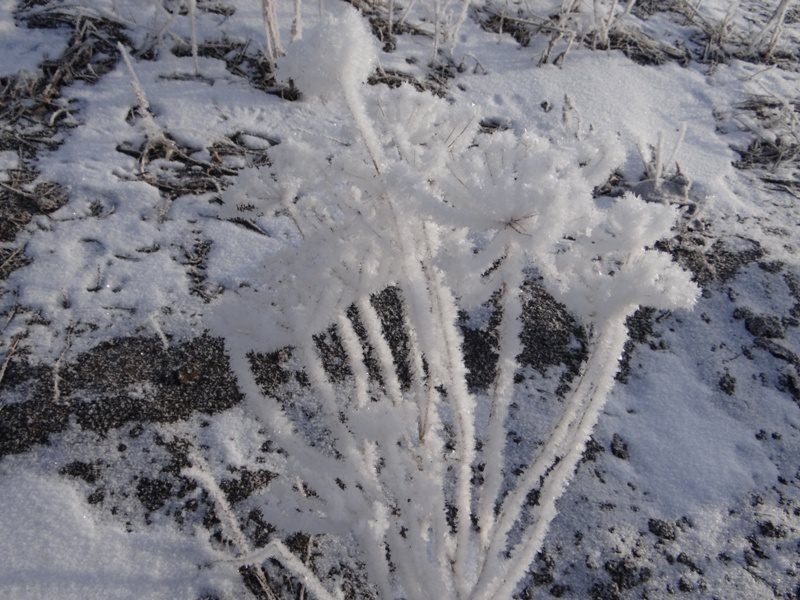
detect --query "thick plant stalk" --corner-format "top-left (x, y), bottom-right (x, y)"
top-left (421, 224), bottom-right (477, 599)
top-left (261, 0), bottom-right (283, 62)
top-left (335, 314), bottom-right (396, 599)
top-left (292, 0), bottom-right (303, 40)
top-left (298, 336), bottom-right (382, 491)
top-left (357, 295), bottom-right (405, 408)
top-left (229, 337), bottom-right (409, 597)
top-left (225, 341), bottom-right (371, 513)
top-left (342, 71), bottom-right (461, 594)
top-left (476, 248), bottom-right (524, 560)
top-left (188, 0), bottom-right (199, 74)
top-left (337, 313), bottom-right (371, 411)
top-left (395, 222), bottom-right (448, 443)
top-left (471, 312), bottom-right (631, 600)
top-left (339, 308), bottom-right (452, 600)
top-left (757, 0), bottom-right (794, 57)
top-left (355, 300), bottom-right (430, 599)
top-left (357, 294), bottom-right (457, 599)
top-left (403, 305), bottom-right (435, 439)
top-left (392, 225), bottom-right (457, 592)
top-left (335, 312), bottom-right (384, 489)
top-left (341, 81), bottom-right (385, 175)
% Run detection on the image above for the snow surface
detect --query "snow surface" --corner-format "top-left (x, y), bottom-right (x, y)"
top-left (0, 0), bottom-right (69, 76)
top-left (1, 0), bottom-right (799, 597)
top-left (605, 350), bottom-right (778, 517)
top-left (0, 471), bottom-right (236, 600)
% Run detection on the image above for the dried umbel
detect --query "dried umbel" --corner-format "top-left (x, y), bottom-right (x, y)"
top-left (207, 7), bottom-right (698, 599)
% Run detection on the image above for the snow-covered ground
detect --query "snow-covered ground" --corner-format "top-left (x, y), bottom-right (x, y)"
top-left (1, 0), bottom-right (798, 598)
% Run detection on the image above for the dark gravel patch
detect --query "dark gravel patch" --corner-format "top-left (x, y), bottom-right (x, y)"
top-left (0, 334), bottom-right (241, 458)
top-left (744, 315), bottom-right (785, 339)
top-left (648, 518), bottom-right (677, 541)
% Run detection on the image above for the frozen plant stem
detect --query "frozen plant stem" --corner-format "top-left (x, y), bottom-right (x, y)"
top-left (292, 0), bottom-right (303, 40)
top-left (450, 0), bottom-right (472, 53)
top-left (118, 42), bottom-right (176, 171)
top-left (345, 84), bottom-right (476, 592)
top-left (341, 81), bottom-right (384, 174)
top-left (476, 248), bottom-right (524, 560)
top-left (261, 0), bottom-right (283, 62)
top-left (237, 541), bottom-right (339, 600)
top-left (654, 131), bottom-right (664, 191)
top-left (471, 314), bottom-right (631, 599)
top-left (188, 0), bottom-right (198, 74)
top-left (420, 223), bottom-right (477, 599)
top-left (184, 455), bottom-right (280, 600)
top-left (148, 313), bottom-right (169, 350)
top-left (0, 334), bottom-right (22, 390)
top-left (433, 0), bottom-right (442, 64)
top-left (118, 43), bottom-right (151, 115)
top-left (52, 323), bottom-right (74, 404)
top-left (753, 0), bottom-right (795, 58)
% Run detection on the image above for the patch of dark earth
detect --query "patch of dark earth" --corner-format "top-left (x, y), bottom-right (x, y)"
top-left (0, 272), bottom-right (591, 457)
top-left (0, 334), bottom-right (240, 457)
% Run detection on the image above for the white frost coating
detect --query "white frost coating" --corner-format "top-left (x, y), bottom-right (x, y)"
top-left (209, 65), bottom-right (697, 596)
top-left (277, 5), bottom-right (378, 98)
top-left (3, 5), bottom-right (697, 595)
top-left (546, 192), bottom-right (700, 321)
top-left (337, 313), bottom-right (371, 410)
top-left (357, 296), bottom-right (405, 408)
top-left (476, 248), bottom-right (524, 557)
top-left (368, 83), bottom-right (479, 176)
top-left (277, 5), bottom-right (386, 168)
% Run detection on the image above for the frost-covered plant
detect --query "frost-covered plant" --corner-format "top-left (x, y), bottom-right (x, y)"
top-left (278, 8), bottom-right (382, 168)
top-left (261, 0), bottom-right (283, 63)
top-left (749, 0), bottom-right (795, 59)
top-left (567, 0), bottom-right (637, 50)
top-left (636, 124), bottom-right (688, 197)
top-left (210, 7), bottom-right (698, 599)
top-left (188, 0), bottom-right (199, 74)
top-left (481, 0), bottom-right (639, 65)
top-left (429, 0), bottom-right (473, 60)
top-left (117, 42), bottom-right (178, 171)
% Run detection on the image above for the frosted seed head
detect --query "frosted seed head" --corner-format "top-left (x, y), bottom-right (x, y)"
top-left (545, 193), bottom-right (700, 321)
top-left (277, 6), bottom-right (378, 99)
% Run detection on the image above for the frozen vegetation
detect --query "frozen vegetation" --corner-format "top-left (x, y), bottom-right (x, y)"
top-left (0, 0), bottom-right (799, 599)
